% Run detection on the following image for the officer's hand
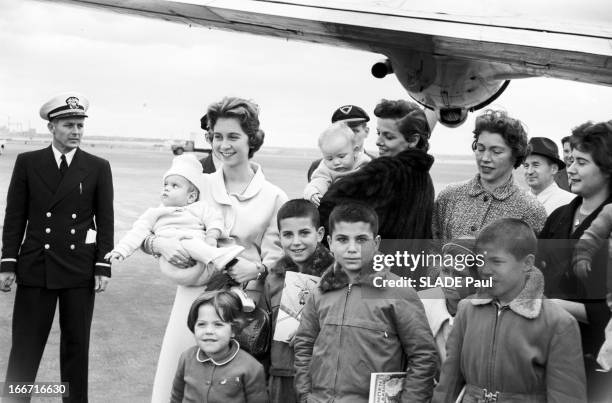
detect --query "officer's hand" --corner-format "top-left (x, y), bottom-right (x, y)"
top-left (0, 272), bottom-right (16, 292)
top-left (105, 251), bottom-right (124, 263)
top-left (95, 275), bottom-right (110, 293)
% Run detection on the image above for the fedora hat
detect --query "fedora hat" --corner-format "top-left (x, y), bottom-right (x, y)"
top-left (527, 137), bottom-right (565, 169)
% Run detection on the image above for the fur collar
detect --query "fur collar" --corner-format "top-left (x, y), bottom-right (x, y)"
top-left (318, 259), bottom-right (393, 293)
top-left (270, 244), bottom-right (334, 277)
top-left (467, 174), bottom-right (518, 201)
top-left (470, 266), bottom-right (545, 319)
top-left (391, 148), bottom-right (435, 171)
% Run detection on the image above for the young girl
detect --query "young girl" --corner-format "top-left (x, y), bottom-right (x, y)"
top-left (170, 291), bottom-right (268, 403)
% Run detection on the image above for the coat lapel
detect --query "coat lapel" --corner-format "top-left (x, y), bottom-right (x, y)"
top-left (35, 146), bottom-right (62, 194)
top-left (48, 148), bottom-right (91, 209)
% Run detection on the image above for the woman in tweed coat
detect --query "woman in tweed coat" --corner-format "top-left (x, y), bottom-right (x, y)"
top-left (433, 110), bottom-right (547, 241)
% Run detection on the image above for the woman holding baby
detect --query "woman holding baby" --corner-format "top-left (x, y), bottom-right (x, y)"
top-left (318, 99), bottom-right (435, 250)
top-left (147, 97), bottom-right (287, 403)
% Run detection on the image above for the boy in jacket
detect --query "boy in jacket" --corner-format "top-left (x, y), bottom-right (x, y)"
top-left (294, 203), bottom-right (438, 402)
top-left (433, 218), bottom-right (586, 403)
top-left (262, 199), bottom-right (334, 402)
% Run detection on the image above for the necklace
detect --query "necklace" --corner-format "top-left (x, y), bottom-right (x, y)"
top-left (573, 209), bottom-right (588, 228)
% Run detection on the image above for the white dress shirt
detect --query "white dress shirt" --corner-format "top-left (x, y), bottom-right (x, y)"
top-left (533, 181), bottom-right (576, 215)
top-left (51, 144), bottom-right (77, 168)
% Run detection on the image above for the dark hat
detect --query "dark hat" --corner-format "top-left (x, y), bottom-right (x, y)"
top-left (39, 92), bottom-right (89, 121)
top-left (527, 137), bottom-right (565, 169)
top-left (331, 105), bottom-right (370, 123)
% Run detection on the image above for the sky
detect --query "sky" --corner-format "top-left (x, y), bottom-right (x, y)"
top-left (1, 0), bottom-right (612, 155)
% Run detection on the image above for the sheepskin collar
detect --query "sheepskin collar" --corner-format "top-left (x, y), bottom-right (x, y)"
top-left (471, 267), bottom-right (545, 319)
top-left (468, 174), bottom-right (518, 201)
top-left (318, 260), bottom-right (392, 293)
top-left (270, 244), bottom-right (334, 277)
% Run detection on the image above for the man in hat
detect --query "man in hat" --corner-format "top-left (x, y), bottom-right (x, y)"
top-left (0, 92), bottom-right (114, 402)
top-left (523, 136), bottom-right (575, 215)
top-left (307, 105), bottom-right (372, 181)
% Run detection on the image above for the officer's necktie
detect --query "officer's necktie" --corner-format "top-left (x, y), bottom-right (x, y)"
top-left (59, 154), bottom-right (68, 177)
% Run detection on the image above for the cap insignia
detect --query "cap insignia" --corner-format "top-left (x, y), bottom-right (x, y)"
top-left (66, 97), bottom-right (80, 109)
top-left (339, 106), bottom-right (352, 115)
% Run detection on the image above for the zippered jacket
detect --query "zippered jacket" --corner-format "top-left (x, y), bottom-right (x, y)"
top-left (294, 263), bottom-right (438, 402)
top-left (433, 268), bottom-right (587, 403)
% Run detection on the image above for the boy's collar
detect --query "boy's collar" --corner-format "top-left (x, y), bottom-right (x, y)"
top-left (470, 266), bottom-right (544, 319)
top-left (319, 255), bottom-right (392, 292)
top-left (270, 244), bottom-right (334, 277)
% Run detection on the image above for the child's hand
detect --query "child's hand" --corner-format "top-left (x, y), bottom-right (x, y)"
top-left (310, 193), bottom-right (321, 207)
top-left (104, 251), bottom-right (125, 263)
top-left (204, 236), bottom-right (218, 247)
top-left (573, 260), bottom-right (591, 281)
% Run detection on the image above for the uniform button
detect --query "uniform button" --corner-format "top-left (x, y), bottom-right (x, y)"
top-left (72, 214), bottom-right (77, 219)
top-left (470, 225), bottom-right (477, 232)
top-left (46, 212), bottom-right (52, 217)
top-left (44, 244), bottom-right (50, 249)
top-left (70, 229), bottom-right (76, 234)
top-left (70, 244), bottom-right (75, 250)
top-left (483, 195), bottom-right (490, 202)
top-left (45, 228), bottom-right (51, 233)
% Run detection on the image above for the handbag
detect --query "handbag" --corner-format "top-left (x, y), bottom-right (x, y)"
top-left (236, 306), bottom-right (271, 357)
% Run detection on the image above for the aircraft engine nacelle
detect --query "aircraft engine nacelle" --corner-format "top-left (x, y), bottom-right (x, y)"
top-left (378, 51), bottom-right (513, 128)
top-left (371, 59), bottom-right (393, 78)
top-left (436, 108), bottom-right (468, 128)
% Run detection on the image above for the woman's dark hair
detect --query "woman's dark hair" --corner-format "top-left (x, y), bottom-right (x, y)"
top-left (472, 109), bottom-right (529, 168)
top-left (187, 290), bottom-right (245, 334)
top-left (207, 97), bottom-right (265, 158)
top-left (570, 121), bottom-right (612, 189)
top-left (373, 99), bottom-right (430, 152)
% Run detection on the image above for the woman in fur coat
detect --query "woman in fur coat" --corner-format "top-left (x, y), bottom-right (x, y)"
top-left (318, 99), bottom-right (435, 262)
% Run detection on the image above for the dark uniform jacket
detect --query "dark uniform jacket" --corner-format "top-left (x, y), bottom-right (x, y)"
top-left (0, 146), bottom-right (114, 288)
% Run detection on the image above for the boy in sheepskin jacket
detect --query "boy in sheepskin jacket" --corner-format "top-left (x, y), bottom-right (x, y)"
top-left (294, 203), bottom-right (438, 403)
top-left (433, 218), bottom-right (586, 403)
top-left (261, 199), bottom-right (334, 403)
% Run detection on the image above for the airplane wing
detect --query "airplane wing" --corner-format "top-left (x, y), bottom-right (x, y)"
top-left (36, 0), bottom-right (612, 126)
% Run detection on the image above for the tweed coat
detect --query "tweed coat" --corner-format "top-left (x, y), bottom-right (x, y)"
top-left (433, 174), bottom-right (547, 241)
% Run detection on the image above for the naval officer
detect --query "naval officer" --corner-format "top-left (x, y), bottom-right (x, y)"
top-left (0, 92), bottom-right (114, 402)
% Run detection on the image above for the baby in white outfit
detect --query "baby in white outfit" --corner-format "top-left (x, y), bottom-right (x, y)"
top-left (304, 122), bottom-right (371, 206)
top-left (105, 154), bottom-right (244, 287)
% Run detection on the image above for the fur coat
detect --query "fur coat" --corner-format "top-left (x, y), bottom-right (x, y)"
top-left (318, 149), bottom-right (435, 250)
